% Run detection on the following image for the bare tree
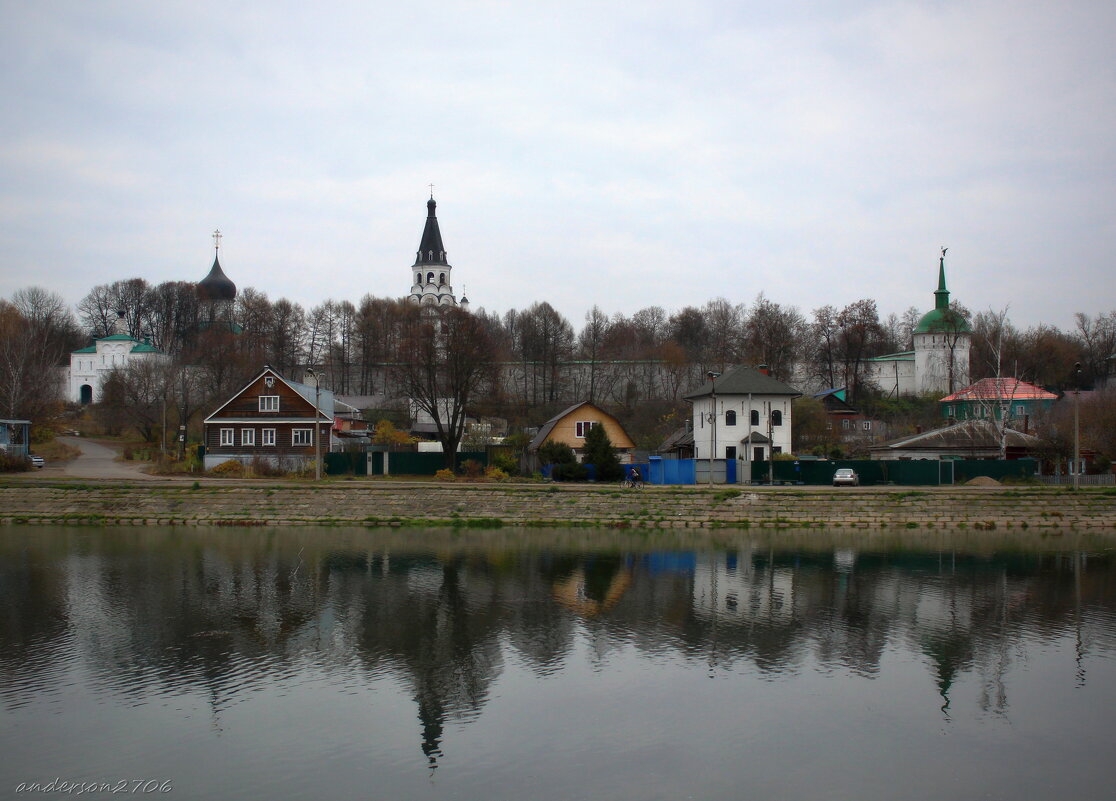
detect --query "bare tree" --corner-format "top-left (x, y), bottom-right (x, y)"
top-left (392, 306), bottom-right (498, 468)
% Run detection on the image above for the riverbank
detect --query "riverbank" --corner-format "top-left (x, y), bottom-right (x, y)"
top-left (1, 479), bottom-right (1114, 530)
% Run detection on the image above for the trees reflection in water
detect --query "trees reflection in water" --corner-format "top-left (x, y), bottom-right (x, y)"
top-left (1, 528), bottom-right (1114, 766)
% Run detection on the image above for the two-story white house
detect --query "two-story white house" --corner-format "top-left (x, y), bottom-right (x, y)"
top-left (684, 366), bottom-right (802, 462)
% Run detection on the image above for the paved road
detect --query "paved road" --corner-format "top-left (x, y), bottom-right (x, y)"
top-left (50, 437), bottom-right (160, 481)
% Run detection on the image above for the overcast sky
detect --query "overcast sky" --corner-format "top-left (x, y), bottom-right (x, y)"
top-left (1, 0), bottom-right (1113, 332)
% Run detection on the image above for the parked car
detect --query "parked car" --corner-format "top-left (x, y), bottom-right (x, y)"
top-left (833, 468), bottom-right (859, 486)
top-left (29, 455), bottom-right (44, 469)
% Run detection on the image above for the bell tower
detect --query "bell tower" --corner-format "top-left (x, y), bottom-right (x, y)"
top-left (408, 191), bottom-right (460, 307)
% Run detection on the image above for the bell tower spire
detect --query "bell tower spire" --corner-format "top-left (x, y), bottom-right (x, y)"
top-left (408, 193), bottom-right (461, 308)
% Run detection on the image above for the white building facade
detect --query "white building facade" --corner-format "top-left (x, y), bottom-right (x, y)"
top-left (68, 315), bottom-right (167, 404)
top-left (685, 366), bottom-right (801, 462)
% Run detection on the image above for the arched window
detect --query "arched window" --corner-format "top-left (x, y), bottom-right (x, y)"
top-left (772, 410), bottom-right (783, 426)
top-left (427, 272), bottom-right (435, 284)
top-left (725, 410), bottom-right (737, 426)
top-left (428, 250), bottom-right (433, 261)
top-left (416, 273), bottom-right (421, 285)
top-left (439, 273), bottom-right (446, 284)
top-left (750, 410), bottom-right (760, 426)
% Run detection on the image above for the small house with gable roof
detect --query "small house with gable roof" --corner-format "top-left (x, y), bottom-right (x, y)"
top-left (203, 366), bottom-right (334, 471)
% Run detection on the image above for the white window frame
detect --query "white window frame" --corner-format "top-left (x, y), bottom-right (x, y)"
top-left (575, 420), bottom-right (597, 438)
top-left (241, 428), bottom-right (255, 446)
top-left (259, 395), bottom-right (280, 412)
top-left (862, 421), bottom-right (872, 431)
top-left (292, 428), bottom-right (312, 446)
top-left (220, 428), bottom-right (234, 447)
top-left (262, 428), bottom-right (276, 446)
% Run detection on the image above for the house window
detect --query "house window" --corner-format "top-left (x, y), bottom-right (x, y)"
top-left (575, 421), bottom-right (597, 438)
top-left (292, 428), bottom-right (313, 446)
top-left (750, 410), bottom-right (760, 426)
top-left (242, 428), bottom-right (255, 446)
top-left (947, 406), bottom-right (954, 417)
top-left (1016, 404), bottom-right (1025, 416)
top-left (842, 420), bottom-right (851, 430)
top-left (220, 428), bottom-right (234, 446)
top-left (262, 428), bottom-right (276, 446)
top-left (772, 410), bottom-right (782, 426)
top-left (725, 410), bottom-right (737, 426)
top-left (862, 421), bottom-right (872, 431)
top-left (259, 395), bottom-right (280, 412)
top-left (725, 446), bottom-right (737, 459)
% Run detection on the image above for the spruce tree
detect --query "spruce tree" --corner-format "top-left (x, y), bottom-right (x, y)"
top-left (583, 422), bottom-right (623, 481)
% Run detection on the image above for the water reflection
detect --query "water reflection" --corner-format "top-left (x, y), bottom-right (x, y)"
top-left (2, 527), bottom-right (1115, 795)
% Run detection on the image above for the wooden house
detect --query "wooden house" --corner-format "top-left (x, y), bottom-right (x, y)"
top-left (203, 366), bottom-right (334, 471)
top-left (528, 401), bottom-right (635, 466)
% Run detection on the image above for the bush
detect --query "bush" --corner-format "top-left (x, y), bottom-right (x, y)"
top-left (484, 466), bottom-right (508, 481)
top-left (210, 459), bottom-right (246, 477)
top-left (553, 462), bottom-right (589, 482)
top-left (491, 453), bottom-right (520, 476)
top-left (0, 451), bottom-right (30, 472)
top-left (539, 440), bottom-right (576, 466)
top-left (460, 459), bottom-right (485, 479)
top-left (435, 468), bottom-right (456, 481)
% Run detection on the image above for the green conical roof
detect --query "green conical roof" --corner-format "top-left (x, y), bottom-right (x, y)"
top-left (914, 254), bottom-right (970, 334)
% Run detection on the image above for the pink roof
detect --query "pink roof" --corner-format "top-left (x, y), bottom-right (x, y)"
top-left (940, 377), bottom-right (1058, 403)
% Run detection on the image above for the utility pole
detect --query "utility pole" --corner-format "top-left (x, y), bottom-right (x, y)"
top-left (708, 371), bottom-right (720, 486)
top-left (1073, 362), bottom-right (1082, 492)
top-left (307, 368), bottom-right (322, 481)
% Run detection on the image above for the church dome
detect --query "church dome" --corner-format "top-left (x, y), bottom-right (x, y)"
top-left (914, 307), bottom-right (971, 335)
top-left (198, 255), bottom-right (237, 301)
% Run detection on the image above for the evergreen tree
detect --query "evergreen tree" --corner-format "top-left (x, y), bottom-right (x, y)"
top-left (582, 423), bottom-right (623, 481)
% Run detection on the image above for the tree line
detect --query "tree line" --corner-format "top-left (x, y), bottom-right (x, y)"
top-left (2, 276), bottom-right (1114, 460)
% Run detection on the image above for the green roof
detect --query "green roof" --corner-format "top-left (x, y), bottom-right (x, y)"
top-left (97, 333), bottom-right (139, 342)
top-left (72, 345), bottom-right (96, 353)
top-left (868, 350), bottom-right (915, 362)
top-left (914, 307), bottom-right (971, 335)
top-left (130, 342), bottom-right (162, 354)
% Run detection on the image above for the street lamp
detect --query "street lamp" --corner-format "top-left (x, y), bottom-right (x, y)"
top-left (306, 368), bottom-right (322, 481)
top-left (707, 371), bottom-right (721, 486)
top-left (1073, 361), bottom-right (1082, 492)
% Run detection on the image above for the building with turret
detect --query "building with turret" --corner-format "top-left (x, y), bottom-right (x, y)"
top-left (408, 196), bottom-right (468, 309)
top-left (865, 251), bottom-right (971, 397)
top-left (68, 312), bottom-right (167, 404)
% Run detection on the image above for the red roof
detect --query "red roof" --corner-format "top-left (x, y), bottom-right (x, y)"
top-left (940, 377), bottom-right (1057, 403)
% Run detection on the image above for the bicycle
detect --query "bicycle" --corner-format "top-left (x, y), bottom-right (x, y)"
top-left (620, 476), bottom-right (644, 489)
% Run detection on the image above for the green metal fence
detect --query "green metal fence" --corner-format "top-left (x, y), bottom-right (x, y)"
top-left (746, 458), bottom-right (1036, 486)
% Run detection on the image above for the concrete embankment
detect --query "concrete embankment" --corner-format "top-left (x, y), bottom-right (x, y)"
top-left (1, 480), bottom-right (1114, 530)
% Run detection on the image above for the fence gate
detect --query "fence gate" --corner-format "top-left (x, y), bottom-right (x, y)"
top-left (939, 461), bottom-right (954, 486)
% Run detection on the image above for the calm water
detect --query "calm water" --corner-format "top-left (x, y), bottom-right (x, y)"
top-left (2, 527), bottom-right (1116, 801)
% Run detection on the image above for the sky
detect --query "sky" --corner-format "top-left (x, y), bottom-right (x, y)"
top-left (1, 0), bottom-right (1114, 332)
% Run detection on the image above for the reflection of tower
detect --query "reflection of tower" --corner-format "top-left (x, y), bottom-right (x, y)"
top-left (197, 229), bottom-right (238, 329)
top-left (407, 194), bottom-right (467, 310)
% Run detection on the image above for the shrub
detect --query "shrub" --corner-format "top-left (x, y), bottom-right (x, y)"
top-left (249, 455), bottom-right (288, 478)
top-left (539, 440), bottom-right (576, 466)
top-left (210, 459), bottom-right (246, 477)
top-left (491, 453), bottom-right (520, 476)
top-left (460, 459), bottom-right (485, 479)
top-left (435, 468), bottom-right (456, 481)
top-left (0, 451), bottom-right (30, 472)
top-left (484, 466), bottom-right (509, 481)
top-left (553, 462), bottom-right (589, 482)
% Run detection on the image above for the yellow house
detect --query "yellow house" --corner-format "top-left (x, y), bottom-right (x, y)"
top-left (528, 401), bottom-right (636, 464)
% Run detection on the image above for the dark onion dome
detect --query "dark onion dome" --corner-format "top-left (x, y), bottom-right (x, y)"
top-left (198, 254), bottom-right (237, 301)
top-left (414, 197), bottom-right (448, 265)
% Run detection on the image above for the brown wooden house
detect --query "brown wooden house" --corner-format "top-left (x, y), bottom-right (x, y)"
top-left (203, 366), bottom-right (333, 471)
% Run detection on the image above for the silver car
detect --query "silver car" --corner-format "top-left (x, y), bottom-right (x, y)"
top-left (832, 468), bottom-right (859, 487)
top-left (29, 455), bottom-right (44, 469)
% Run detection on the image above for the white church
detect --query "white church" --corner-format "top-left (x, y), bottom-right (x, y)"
top-left (862, 251), bottom-right (972, 397)
top-left (68, 313), bottom-right (167, 404)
